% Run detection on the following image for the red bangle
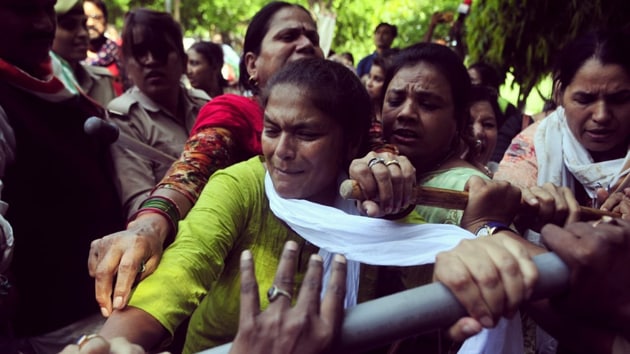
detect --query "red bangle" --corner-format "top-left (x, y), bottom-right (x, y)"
top-left (127, 207), bottom-right (177, 241)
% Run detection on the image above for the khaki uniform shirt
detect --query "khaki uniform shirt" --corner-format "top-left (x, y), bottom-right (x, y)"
top-left (108, 85), bottom-right (209, 218)
top-left (77, 64), bottom-right (117, 107)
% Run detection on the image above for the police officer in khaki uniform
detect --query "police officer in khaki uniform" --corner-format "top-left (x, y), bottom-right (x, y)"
top-left (107, 8), bottom-right (210, 218)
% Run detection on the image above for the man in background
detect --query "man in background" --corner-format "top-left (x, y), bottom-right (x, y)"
top-left (356, 22), bottom-right (397, 79)
top-left (83, 0), bottom-right (125, 94)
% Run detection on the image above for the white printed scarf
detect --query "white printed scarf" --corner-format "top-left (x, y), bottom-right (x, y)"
top-left (534, 107), bottom-right (630, 199)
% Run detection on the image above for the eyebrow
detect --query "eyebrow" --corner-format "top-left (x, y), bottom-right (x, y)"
top-left (388, 87), bottom-right (448, 102)
top-left (263, 112), bottom-right (327, 130)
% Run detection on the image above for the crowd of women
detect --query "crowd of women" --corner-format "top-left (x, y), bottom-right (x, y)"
top-left (0, 1), bottom-right (629, 354)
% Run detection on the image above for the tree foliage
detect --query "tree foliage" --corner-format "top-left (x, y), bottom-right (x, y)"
top-left (103, 0), bottom-right (460, 57)
top-left (466, 0), bottom-right (630, 108)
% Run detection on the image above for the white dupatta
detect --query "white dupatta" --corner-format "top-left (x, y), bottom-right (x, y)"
top-left (534, 107), bottom-right (630, 199)
top-left (264, 172), bottom-right (520, 353)
top-left (264, 172), bottom-right (475, 306)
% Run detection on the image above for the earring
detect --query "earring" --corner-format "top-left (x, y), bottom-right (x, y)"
top-left (248, 76), bottom-right (258, 87)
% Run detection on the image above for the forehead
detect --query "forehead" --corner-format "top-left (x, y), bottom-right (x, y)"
top-left (375, 25), bottom-right (393, 34)
top-left (389, 62), bottom-right (452, 94)
top-left (567, 59), bottom-right (630, 91)
top-left (370, 65), bottom-right (385, 74)
top-left (470, 101), bottom-right (495, 117)
top-left (266, 7), bottom-right (316, 34)
top-left (266, 84), bottom-right (332, 123)
top-left (83, 1), bottom-right (103, 14)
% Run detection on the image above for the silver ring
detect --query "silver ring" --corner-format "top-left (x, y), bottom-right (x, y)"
top-left (367, 157), bottom-right (386, 169)
top-left (77, 334), bottom-right (102, 349)
top-left (593, 215), bottom-right (616, 227)
top-left (385, 159), bottom-right (400, 168)
top-left (267, 285), bottom-right (292, 302)
top-left (139, 261), bottom-right (146, 274)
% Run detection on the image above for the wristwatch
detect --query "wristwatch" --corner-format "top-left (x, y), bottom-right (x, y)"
top-left (475, 222), bottom-right (515, 237)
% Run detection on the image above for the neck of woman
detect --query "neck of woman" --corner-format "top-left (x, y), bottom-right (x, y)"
top-left (203, 80), bottom-right (223, 98)
top-left (590, 142), bottom-right (629, 163)
top-left (371, 101), bottom-right (382, 122)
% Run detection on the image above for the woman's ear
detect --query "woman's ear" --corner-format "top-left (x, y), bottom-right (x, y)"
top-left (553, 80), bottom-right (563, 106)
top-left (244, 52), bottom-right (258, 83)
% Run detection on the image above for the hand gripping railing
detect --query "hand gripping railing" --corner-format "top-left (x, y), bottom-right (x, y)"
top-left (199, 252), bottom-right (569, 353)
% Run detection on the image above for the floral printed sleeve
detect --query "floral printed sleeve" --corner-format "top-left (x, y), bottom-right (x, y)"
top-left (493, 123), bottom-right (539, 189)
top-left (156, 126), bottom-right (236, 203)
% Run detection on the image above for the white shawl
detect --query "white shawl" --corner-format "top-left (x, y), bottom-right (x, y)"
top-left (534, 107), bottom-right (630, 199)
top-left (264, 172), bottom-right (475, 306)
top-left (264, 172), bottom-right (519, 353)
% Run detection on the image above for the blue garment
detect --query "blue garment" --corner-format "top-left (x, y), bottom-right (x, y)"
top-left (356, 52), bottom-right (377, 77)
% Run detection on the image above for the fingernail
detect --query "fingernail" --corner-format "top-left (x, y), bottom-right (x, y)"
top-left (462, 323), bottom-right (480, 335)
top-left (100, 307), bottom-right (110, 317)
top-left (480, 316), bottom-right (494, 327)
top-left (241, 250), bottom-right (252, 261)
top-left (334, 254), bottom-right (346, 263)
top-left (113, 296), bottom-right (123, 309)
top-left (310, 254), bottom-right (323, 262)
top-left (285, 241), bottom-right (298, 251)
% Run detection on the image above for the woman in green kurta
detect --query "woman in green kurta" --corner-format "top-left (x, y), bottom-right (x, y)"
top-left (97, 51), bottom-right (528, 354)
top-left (98, 57), bottom-right (377, 353)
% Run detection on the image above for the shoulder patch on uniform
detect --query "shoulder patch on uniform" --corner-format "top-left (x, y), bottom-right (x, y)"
top-left (107, 94), bottom-right (139, 115)
top-left (188, 88), bottom-right (211, 101)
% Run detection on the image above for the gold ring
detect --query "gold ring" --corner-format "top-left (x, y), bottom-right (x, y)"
top-left (593, 215), bottom-right (616, 227)
top-left (385, 159), bottom-right (400, 167)
top-left (267, 285), bottom-right (292, 302)
top-left (77, 334), bottom-right (102, 349)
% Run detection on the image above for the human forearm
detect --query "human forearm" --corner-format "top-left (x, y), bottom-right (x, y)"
top-left (99, 306), bottom-right (169, 351)
top-left (154, 127), bottom-right (235, 216)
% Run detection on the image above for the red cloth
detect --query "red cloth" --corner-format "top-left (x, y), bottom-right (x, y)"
top-left (0, 58), bottom-right (64, 94)
top-left (191, 94), bottom-right (263, 156)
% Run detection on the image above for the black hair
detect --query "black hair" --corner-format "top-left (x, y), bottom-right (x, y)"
top-left (341, 52), bottom-right (354, 66)
top-left (468, 85), bottom-right (505, 128)
top-left (553, 30), bottom-right (630, 93)
top-left (375, 22), bottom-right (398, 38)
top-left (384, 42), bottom-right (471, 134)
top-left (84, 0), bottom-right (108, 22)
top-left (262, 58), bottom-right (372, 166)
top-left (238, 1), bottom-right (314, 94)
top-left (189, 41), bottom-right (227, 88)
top-left (468, 61), bottom-right (503, 90)
top-left (121, 8), bottom-right (186, 72)
top-left (56, 2), bottom-right (87, 31)
top-left (370, 54), bottom-right (394, 105)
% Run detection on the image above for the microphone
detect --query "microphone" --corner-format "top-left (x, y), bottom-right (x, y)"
top-left (83, 116), bottom-right (176, 165)
top-left (84, 116), bottom-right (120, 144)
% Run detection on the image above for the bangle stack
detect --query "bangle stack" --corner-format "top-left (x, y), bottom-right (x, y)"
top-left (128, 195), bottom-right (181, 240)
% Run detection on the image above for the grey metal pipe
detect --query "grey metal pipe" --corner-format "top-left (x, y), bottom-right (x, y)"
top-left (199, 252), bottom-right (569, 354)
